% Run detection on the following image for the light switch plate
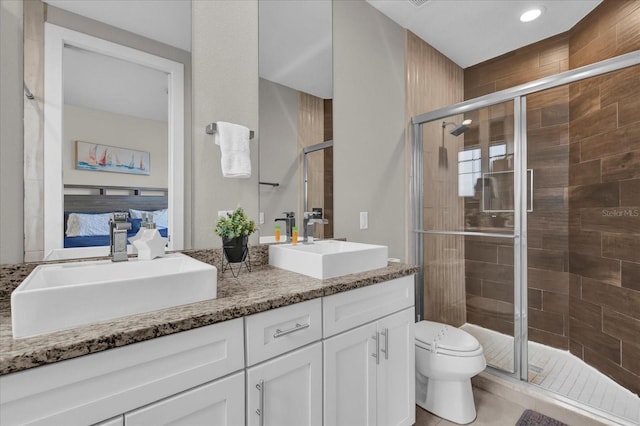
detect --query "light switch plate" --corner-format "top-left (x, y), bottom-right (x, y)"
top-left (360, 212), bottom-right (368, 230)
top-left (259, 212), bottom-right (265, 224)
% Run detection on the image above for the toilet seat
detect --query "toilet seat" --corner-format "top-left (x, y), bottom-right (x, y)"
top-left (415, 321), bottom-right (483, 357)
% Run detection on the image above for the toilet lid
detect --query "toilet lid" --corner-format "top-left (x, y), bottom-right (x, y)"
top-left (415, 321), bottom-right (481, 354)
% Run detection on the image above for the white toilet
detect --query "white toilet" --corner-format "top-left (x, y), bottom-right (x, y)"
top-left (415, 320), bottom-right (486, 424)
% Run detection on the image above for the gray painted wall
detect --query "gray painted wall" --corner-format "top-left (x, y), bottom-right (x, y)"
top-left (191, 0), bottom-right (259, 248)
top-left (0, 1), bottom-right (24, 264)
top-left (333, 1), bottom-right (406, 260)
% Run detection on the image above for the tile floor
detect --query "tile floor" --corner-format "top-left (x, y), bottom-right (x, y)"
top-left (461, 323), bottom-right (640, 425)
top-left (414, 387), bottom-right (531, 426)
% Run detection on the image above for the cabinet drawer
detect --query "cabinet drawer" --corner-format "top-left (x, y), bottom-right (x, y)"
top-left (0, 318), bottom-right (244, 426)
top-left (323, 275), bottom-right (414, 338)
top-left (245, 298), bottom-right (322, 366)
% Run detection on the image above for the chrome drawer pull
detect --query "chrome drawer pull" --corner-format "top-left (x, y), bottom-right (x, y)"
top-left (381, 328), bottom-right (389, 360)
top-left (273, 322), bottom-right (310, 338)
top-left (372, 332), bottom-right (380, 365)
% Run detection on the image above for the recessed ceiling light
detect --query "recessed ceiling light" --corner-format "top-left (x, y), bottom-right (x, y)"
top-left (520, 7), bottom-right (544, 22)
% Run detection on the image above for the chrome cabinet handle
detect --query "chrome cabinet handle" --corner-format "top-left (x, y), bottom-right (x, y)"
top-left (255, 380), bottom-right (264, 426)
top-left (381, 328), bottom-right (389, 360)
top-left (371, 332), bottom-right (380, 365)
top-left (273, 322), bottom-right (310, 339)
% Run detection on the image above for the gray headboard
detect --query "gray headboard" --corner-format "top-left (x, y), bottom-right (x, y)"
top-left (64, 185), bottom-right (168, 213)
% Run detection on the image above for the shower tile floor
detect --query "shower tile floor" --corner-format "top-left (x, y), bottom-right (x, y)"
top-left (461, 323), bottom-right (640, 425)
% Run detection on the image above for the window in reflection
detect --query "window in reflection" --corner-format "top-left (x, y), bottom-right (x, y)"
top-left (458, 146), bottom-right (481, 197)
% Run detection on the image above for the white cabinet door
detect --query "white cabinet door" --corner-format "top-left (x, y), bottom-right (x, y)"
top-left (324, 308), bottom-right (415, 426)
top-left (377, 308), bottom-right (415, 426)
top-left (125, 371), bottom-right (244, 426)
top-left (324, 322), bottom-right (378, 426)
top-left (247, 343), bottom-right (322, 426)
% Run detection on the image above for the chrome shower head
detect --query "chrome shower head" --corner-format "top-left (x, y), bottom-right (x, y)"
top-left (442, 119), bottom-right (472, 136)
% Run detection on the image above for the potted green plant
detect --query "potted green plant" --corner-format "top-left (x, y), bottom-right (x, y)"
top-left (214, 207), bottom-right (257, 263)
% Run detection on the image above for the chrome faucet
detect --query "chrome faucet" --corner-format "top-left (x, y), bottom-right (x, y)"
top-left (303, 211), bottom-right (329, 244)
top-left (141, 212), bottom-right (156, 230)
top-left (275, 212), bottom-right (295, 242)
top-left (109, 212), bottom-right (131, 262)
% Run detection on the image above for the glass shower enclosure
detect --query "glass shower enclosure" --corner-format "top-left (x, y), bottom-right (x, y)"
top-left (410, 50), bottom-right (640, 421)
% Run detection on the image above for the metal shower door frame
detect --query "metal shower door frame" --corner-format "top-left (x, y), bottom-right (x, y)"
top-left (410, 49), bottom-right (640, 382)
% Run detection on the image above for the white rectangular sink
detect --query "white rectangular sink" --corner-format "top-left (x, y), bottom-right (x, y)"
top-left (11, 253), bottom-right (217, 338)
top-left (269, 240), bottom-right (388, 279)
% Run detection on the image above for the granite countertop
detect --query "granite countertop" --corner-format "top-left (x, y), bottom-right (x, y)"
top-left (0, 246), bottom-right (418, 376)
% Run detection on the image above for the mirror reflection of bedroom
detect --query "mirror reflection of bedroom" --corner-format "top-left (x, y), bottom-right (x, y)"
top-left (33, 5), bottom-right (187, 262)
top-left (60, 46), bottom-right (170, 257)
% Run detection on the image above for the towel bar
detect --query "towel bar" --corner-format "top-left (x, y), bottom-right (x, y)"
top-left (206, 123), bottom-right (254, 139)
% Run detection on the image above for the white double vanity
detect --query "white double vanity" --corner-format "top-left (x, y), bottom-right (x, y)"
top-left (0, 246), bottom-right (417, 426)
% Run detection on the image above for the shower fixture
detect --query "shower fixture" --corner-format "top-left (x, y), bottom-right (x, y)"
top-left (443, 119), bottom-right (472, 136)
top-left (439, 119), bottom-right (472, 168)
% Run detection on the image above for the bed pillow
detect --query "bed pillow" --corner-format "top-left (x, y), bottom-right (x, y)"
top-left (128, 218), bottom-right (142, 235)
top-left (65, 213), bottom-right (113, 237)
top-left (129, 208), bottom-right (168, 228)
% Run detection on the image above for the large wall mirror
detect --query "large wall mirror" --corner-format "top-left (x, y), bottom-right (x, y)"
top-left (24, 1), bottom-right (190, 261)
top-left (43, 24), bottom-right (184, 259)
top-left (258, 0), bottom-right (333, 241)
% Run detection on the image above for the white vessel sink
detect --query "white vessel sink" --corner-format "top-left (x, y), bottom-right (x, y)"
top-left (269, 240), bottom-right (388, 279)
top-left (11, 253), bottom-right (217, 338)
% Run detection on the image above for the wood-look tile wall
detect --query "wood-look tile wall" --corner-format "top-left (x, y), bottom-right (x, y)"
top-left (323, 99), bottom-right (333, 238)
top-left (464, 34), bottom-right (571, 349)
top-left (298, 92), bottom-right (325, 238)
top-left (405, 31), bottom-right (466, 326)
top-left (297, 94), bottom-right (333, 239)
top-left (567, 0), bottom-right (640, 395)
top-left (462, 0), bottom-right (640, 393)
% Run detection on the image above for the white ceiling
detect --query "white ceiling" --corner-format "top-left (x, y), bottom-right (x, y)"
top-left (367, 0), bottom-right (602, 69)
top-left (63, 46), bottom-right (168, 122)
top-left (43, 0), bottom-right (603, 115)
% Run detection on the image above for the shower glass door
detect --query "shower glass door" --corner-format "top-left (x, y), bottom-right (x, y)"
top-left (415, 99), bottom-right (522, 376)
top-left (412, 51), bottom-right (640, 421)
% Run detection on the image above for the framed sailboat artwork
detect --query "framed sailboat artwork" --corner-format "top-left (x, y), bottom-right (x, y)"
top-left (75, 141), bottom-right (150, 176)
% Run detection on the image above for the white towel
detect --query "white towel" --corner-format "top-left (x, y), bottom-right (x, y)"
top-left (214, 121), bottom-right (251, 178)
